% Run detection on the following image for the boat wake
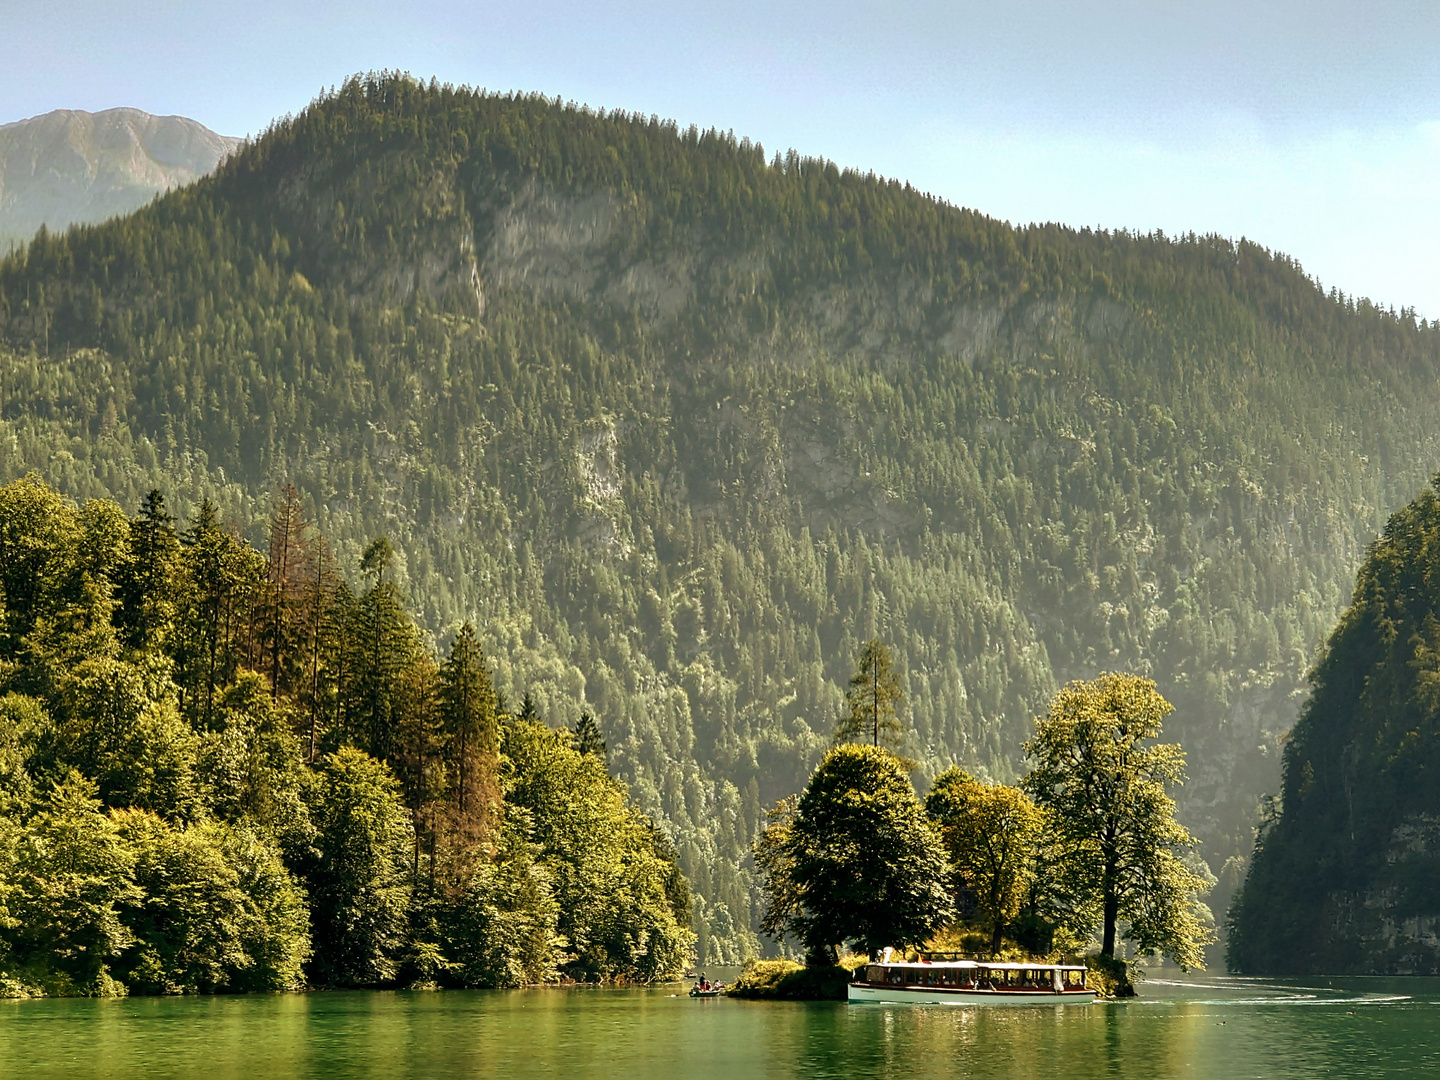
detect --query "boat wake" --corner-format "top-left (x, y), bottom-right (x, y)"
top-left (1136, 980), bottom-right (1411, 1007)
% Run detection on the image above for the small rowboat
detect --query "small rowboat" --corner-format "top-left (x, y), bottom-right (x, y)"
top-left (689, 985), bottom-right (724, 998)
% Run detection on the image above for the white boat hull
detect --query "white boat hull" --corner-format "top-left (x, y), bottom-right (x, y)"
top-left (847, 983), bottom-right (1097, 1006)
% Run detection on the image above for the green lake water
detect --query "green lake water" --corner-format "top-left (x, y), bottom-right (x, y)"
top-left (4, 973), bottom-right (1439, 1079)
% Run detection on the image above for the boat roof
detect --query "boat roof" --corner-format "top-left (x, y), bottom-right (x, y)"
top-left (872, 961), bottom-right (1087, 971)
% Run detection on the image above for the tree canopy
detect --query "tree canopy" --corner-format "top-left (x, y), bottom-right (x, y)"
top-left (1229, 477), bottom-right (1440, 975)
top-left (0, 475), bottom-right (693, 995)
top-left (1023, 673), bottom-right (1212, 968)
top-left (926, 769), bottom-right (1043, 955)
top-left (756, 743), bottom-right (952, 960)
top-left (1, 73), bottom-right (1438, 960)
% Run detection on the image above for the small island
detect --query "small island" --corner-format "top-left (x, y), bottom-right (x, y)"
top-left (734, 652), bottom-right (1210, 1000)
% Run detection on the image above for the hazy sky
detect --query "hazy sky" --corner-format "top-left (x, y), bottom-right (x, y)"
top-left (3, 1), bottom-right (1436, 314)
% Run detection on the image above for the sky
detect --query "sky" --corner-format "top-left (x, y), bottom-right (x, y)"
top-left (2, 0), bottom-right (1436, 315)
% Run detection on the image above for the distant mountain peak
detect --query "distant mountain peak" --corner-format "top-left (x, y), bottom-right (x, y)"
top-left (0, 107), bottom-right (239, 248)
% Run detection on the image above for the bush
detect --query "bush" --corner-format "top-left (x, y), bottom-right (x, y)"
top-left (727, 954), bottom-right (868, 1000)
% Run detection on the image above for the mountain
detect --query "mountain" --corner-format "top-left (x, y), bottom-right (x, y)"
top-left (2, 73), bottom-right (1438, 963)
top-left (1228, 480), bottom-right (1440, 974)
top-left (0, 108), bottom-right (238, 250)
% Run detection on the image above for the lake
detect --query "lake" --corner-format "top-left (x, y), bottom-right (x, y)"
top-left (4, 973), bottom-right (1439, 1079)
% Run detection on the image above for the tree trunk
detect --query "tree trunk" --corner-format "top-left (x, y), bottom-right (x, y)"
top-left (872, 667), bottom-right (879, 746)
top-left (205, 616), bottom-right (218, 727)
top-left (1101, 884), bottom-right (1119, 958)
top-left (309, 547), bottom-right (323, 762)
top-left (990, 918), bottom-right (1004, 957)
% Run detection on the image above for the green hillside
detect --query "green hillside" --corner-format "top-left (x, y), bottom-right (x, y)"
top-left (1229, 479), bottom-right (1440, 974)
top-left (3, 73), bottom-right (1438, 962)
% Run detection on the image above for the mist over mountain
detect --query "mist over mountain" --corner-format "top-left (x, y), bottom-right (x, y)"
top-left (0, 108), bottom-right (238, 250)
top-left (2, 74), bottom-right (1437, 963)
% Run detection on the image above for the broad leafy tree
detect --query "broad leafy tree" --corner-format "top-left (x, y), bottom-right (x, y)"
top-left (6, 774), bottom-right (140, 994)
top-left (757, 743), bottom-right (952, 962)
top-left (503, 715), bottom-right (695, 982)
top-left (926, 768), bottom-right (1042, 955)
top-left (1022, 673), bottom-right (1212, 968)
top-left (115, 811), bottom-right (309, 993)
top-left (305, 747), bottom-right (413, 987)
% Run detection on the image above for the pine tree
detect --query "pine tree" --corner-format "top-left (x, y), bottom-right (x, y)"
top-left (118, 490), bottom-right (180, 653)
top-left (438, 622), bottom-right (499, 871)
top-left (264, 485), bottom-right (312, 699)
top-left (572, 712), bottom-right (606, 763)
top-left (177, 499), bottom-right (260, 726)
top-left (834, 639), bottom-right (904, 750)
top-left (301, 531), bottom-right (340, 760)
top-left (392, 653), bottom-right (443, 888)
top-left (347, 537), bottom-right (417, 763)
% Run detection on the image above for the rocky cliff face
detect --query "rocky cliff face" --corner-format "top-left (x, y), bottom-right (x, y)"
top-left (1229, 483), bottom-right (1440, 974)
top-left (0, 108), bottom-right (238, 248)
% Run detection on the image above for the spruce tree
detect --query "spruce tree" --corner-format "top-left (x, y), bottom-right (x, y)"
top-left (264, 485), bottom-right (311, 699)
top-left (118, 490), bottom-right (180, 654)
top-left (438, 622), bottom-right (499, 859)
top-left (571, 711), bottom-right (606, 763)
top-left (834, 639), bottom-right (904, 750)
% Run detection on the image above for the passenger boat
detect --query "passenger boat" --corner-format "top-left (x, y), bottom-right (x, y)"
top-left (848, 954), bottom-right (1096, 1005)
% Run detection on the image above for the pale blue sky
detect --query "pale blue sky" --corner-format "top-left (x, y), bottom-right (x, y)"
top-left (2, 1), bottom-right (1436, 314)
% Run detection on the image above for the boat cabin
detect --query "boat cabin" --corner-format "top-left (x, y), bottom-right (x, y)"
top-left (858, 959), bottom-right (1089, 993)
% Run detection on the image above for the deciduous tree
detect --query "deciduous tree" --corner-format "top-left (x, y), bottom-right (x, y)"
top-left (305, 747), bottom-right (413, 987)
top-left (1022, 673), bottom-right (1213, 968)
top-left (756, 743), bottom-right (951, 962)
top-left (926, 769), bottom-right (1042, 956)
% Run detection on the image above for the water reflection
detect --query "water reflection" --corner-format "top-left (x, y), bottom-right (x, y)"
top-left (3, 976), bottom-right (1440, 1079)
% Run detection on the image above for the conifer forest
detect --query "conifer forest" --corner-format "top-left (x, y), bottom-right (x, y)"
top-left (2, 73), bottom-right (1439, 973)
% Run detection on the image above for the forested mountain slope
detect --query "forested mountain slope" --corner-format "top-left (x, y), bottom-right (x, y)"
top-left (1229, 481), bottom-right (1440, 974)
top-left (2, 74), bottom-right (1437, 962)
top-left (0, 108), bottom-right (237, 251)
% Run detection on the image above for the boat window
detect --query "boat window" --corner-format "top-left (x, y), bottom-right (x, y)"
top-left (867, 966), bottom-right (885, 984)
top-left (888, 968), bottom-right (904, 985)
